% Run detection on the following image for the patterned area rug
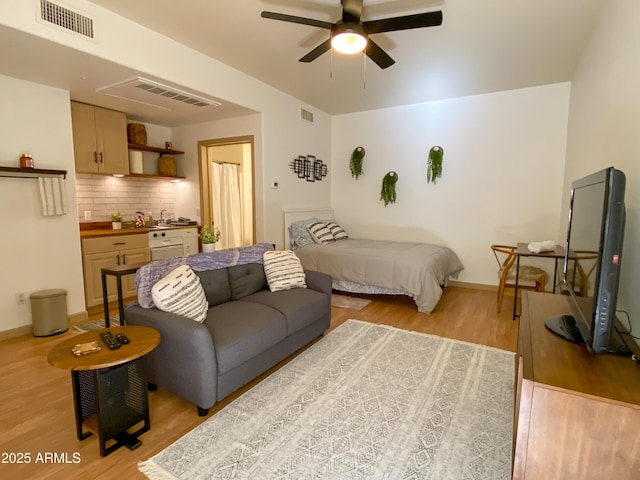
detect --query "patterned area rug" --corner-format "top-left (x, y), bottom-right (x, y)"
top-left (73, 316), bottom-right (120, 332)
top-left (331, 293), bottom-right (372, 310)
top-left (139, 320), bottom-right (515, 480)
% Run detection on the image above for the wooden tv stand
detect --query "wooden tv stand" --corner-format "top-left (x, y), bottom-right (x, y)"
top-left (513, 292), bottom-right (640, 479)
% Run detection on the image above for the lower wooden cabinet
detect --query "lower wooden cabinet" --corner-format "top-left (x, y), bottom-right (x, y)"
top-left (81, 234), bottom-right (150, 308)
top-left (514, 292), bottom-right (640, 479)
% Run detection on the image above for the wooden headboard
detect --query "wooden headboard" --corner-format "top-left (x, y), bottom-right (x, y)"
top-left (283, 207), bottom-right (334, 249)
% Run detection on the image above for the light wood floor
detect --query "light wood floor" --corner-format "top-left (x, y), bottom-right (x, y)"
top-left (0, 286), bottom-right (517, 479)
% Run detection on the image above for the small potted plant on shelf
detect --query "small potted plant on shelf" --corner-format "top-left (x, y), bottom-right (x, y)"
top-left (199, 224), bottom-right (221, 253)
top-left (111, 212), bottom-right (123, 230)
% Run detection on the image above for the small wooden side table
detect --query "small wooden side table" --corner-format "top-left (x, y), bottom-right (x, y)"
top-left (101, 262), bottom-right (147, 327)
top-left (48, 326), bottom-right (160, 456)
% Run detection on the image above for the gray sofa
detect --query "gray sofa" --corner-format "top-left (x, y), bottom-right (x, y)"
top-left (124, 263), bottom-right (331, 415)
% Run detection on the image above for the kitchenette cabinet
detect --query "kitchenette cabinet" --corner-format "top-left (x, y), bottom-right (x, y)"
top-left (81, 234), bottom-right (150, 308)
top-left (71, 101), bottom-right (129, 175)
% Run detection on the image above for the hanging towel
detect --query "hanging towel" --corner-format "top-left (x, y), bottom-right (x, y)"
top-left (38, 177), bottom-right (68, 216)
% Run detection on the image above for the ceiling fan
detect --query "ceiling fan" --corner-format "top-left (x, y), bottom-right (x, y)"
top-left (261, 0), bottom-right (443, 69)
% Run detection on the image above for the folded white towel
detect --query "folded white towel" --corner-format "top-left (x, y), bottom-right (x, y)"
top-left (38, 177), bottom-right (68, 216)
top-left (528, 240), bottom-right (556, 254)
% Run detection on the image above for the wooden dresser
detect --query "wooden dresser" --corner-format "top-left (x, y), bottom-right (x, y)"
top-left (514, 292), bottom-right (640, 479)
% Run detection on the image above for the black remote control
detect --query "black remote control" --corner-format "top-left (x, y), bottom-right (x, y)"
top-left (115, 332), bottom-right (130, 344)
top-left (100, 331), bottom-right (121, 350)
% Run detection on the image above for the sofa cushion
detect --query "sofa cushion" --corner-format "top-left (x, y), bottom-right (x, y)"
top-left (263, 250), bottom-right (307, 292)
top-left (243, 288), bottom-right (330, 336)
top-left (151, 265), bottom-right (208, 323)
top-left (228, 263), bottom-right (267, 300)
top-left (195, 268), bottom-right (232, 307)
top-left (204, 301), bottom-right (287, 374)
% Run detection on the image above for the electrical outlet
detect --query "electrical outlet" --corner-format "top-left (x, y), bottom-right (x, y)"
top-left (195, 208), bottom-right (201, 217)
top-left (84, 211), bottom-right (92, 221)
top-left (16, 293), bottom-right (26, 305)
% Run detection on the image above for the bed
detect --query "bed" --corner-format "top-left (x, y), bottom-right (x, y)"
top-left (284, 208), bottom-right (464, 313)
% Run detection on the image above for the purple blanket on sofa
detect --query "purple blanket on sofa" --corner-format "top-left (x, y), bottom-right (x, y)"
top-left (135, 243), bottom-right (275, 309)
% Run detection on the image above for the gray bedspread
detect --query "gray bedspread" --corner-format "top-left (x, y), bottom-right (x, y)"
top-left (294, 239), bottom-right (464, 313)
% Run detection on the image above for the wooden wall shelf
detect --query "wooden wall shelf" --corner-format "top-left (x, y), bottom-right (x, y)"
top-left (128, 143), bottom-right (184, 156)
top-left (0, 166), bottom-right (67, 179)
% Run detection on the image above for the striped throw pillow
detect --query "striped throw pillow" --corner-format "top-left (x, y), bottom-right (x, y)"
top-left (263, 250), bottom-right (307, 292)
top-left (326, 222), bottom-right (348, 240)
top-left (151, 265), bottom-right (208, 322)
top-left (307, 221), bottom-right (335, 244)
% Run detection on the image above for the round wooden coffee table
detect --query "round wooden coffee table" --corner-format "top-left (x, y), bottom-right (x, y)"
top-left (48, 326), bottom-right (160, 456)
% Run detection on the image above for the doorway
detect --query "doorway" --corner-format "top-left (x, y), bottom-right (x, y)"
top-left (198, 136), bottom-right (255, 249)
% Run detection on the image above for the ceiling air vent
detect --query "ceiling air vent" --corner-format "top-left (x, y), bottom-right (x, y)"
top-left (39, 0), bottom-right (94, 39)
top-left (96, 77), bottom-right (222, 112)
top-left (301, 108), bottom-right (314, 124)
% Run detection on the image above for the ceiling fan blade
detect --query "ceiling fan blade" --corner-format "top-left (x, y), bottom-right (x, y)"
top-left (299, 39), bottom-right (332, 63)
top-left (261, 11), bottom-right (334, 29)
top-left (363, 11), bottom-right (443, 35)
top-left (341, 0), bottom-right (363, 23)
top-left (366, 39), bottom-right (395, 69)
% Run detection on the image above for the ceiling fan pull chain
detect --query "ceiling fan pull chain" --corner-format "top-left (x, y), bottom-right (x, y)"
top-left (363, 51), bottom-right (367, 89)
top-left (330, 45), bottom-right (333, 79)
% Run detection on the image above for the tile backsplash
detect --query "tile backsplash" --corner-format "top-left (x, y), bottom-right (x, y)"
top-left (76, 174), bottom-right (176, 223)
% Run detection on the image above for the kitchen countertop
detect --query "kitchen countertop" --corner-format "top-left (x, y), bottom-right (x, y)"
top-left (80, 225), bottom-right (199, 239)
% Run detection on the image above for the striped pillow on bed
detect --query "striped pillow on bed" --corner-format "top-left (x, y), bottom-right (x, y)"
top-left (326, 222), bottom-right (348, 240)
top-left (307, 221), bottom-right (335, 244)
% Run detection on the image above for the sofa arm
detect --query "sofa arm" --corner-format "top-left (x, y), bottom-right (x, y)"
top-left (305, 270), bottom-right (332, 296)
top-left (124, 303), bottom-right (219, 410)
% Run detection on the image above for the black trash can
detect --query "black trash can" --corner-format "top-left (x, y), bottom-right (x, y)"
top-left (30, 289), bottom-right (68, 337)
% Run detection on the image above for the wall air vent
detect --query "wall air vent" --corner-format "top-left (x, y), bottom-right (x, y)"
top-left (96, 77), bottom-right (222, 112)
top-left (39, 0), bottom-right (94, 39)
top-left (301, 108), bottom-right (314, 124)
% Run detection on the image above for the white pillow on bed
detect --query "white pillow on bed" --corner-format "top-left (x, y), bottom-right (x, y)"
top-left (307, 221), bottom-right (335, 244)
top-left (326, 222), bottom-right (348, 240)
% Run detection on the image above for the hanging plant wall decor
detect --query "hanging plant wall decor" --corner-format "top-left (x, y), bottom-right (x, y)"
top-left (349, 146), bottom-right (365, 179)
top-left (380, 171), bottom-right (398, 206)
top-left (427, 146), bottom-right (444, 184)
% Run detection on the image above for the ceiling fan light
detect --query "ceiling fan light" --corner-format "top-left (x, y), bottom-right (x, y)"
top-left (332, 29), bottom-right (367, 55)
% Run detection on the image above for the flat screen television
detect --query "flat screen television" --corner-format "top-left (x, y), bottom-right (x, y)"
top-left (545, 167), bottom-right (628, 354)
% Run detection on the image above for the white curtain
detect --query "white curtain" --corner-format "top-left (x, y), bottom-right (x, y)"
top-left (211, 162), bottom-right (242, 249)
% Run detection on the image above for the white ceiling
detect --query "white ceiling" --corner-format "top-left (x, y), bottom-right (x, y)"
top-left (1, 0), bottom-right (605, 126)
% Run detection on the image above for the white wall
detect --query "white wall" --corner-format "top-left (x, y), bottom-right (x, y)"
top-left (563, 0), bottom-right (640, 339)
top-left (332, 83), bottom-right (571, 286)
top-left (172, 109), bottom-right (332, 249)
top-left (0, 75), bottom-right (85, 331)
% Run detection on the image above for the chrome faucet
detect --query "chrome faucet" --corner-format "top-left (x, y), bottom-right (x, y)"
top-left (160, 209), bottom-right (168, 224)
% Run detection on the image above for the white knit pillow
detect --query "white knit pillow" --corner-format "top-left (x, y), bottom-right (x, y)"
top-left (307, 221), bottom-right (335, 244)
top-left (326, 222), bottom-right (348, 240)
top-left (263, 250), bottom-right (307, 292)
top-left (151, 265), bottom-right (208, 322)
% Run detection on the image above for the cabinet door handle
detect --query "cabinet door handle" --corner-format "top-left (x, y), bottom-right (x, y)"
top-left (122, 254), bottom-right (126, 264)
top-left (116, 254), bottom-right (120, 266)
top-left (99, 152), bottom-right (103, 164)
top-left (93, 152), bottom-right (98, 164)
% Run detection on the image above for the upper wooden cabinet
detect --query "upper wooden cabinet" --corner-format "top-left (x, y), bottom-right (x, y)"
top-left (71, 101), bottom-right (129, 175)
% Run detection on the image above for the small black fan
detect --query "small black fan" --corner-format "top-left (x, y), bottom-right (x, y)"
top-left (261, 0), bottom-right (443, 69)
